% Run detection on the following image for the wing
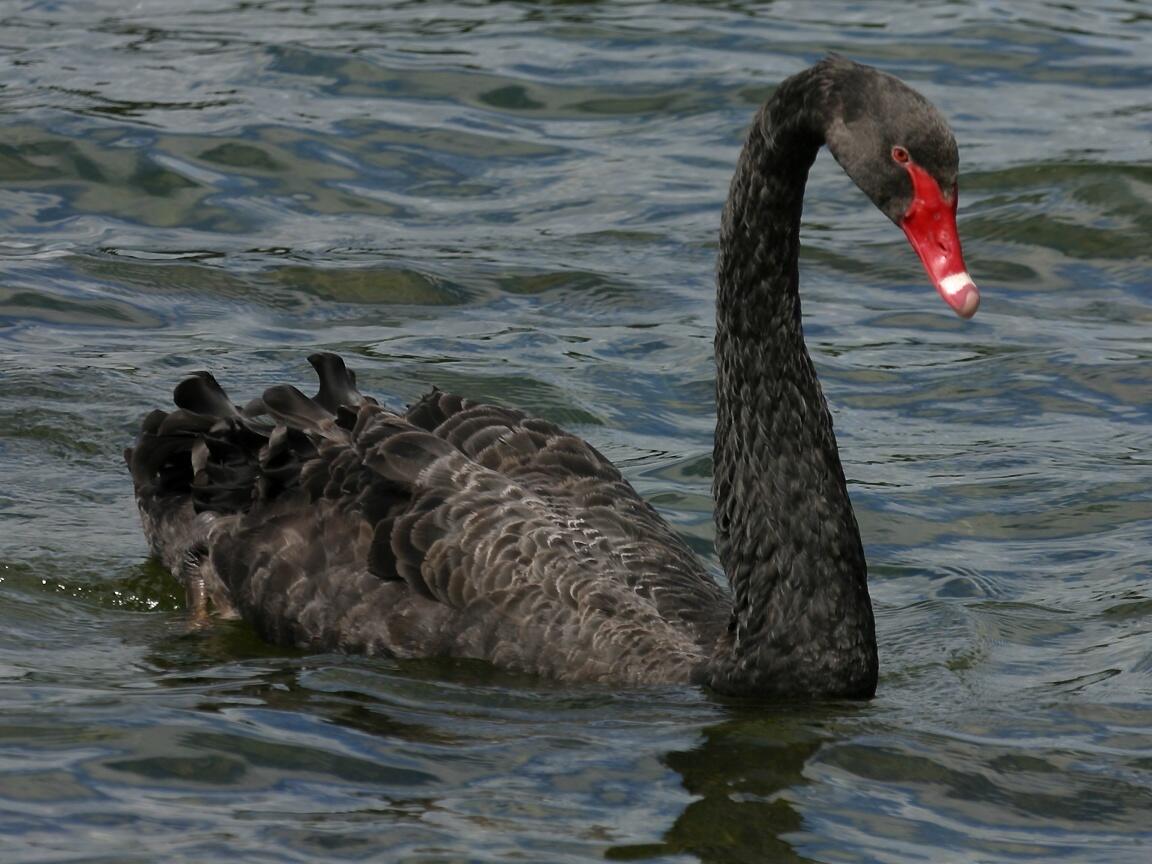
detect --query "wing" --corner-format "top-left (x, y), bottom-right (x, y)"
top-left (402, 389), bottom-right (730, 634)
top-left (127, 353), bottom-right (731, 682)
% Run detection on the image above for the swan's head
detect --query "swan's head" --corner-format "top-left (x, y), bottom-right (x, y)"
top-left (822, 59), bottom-right (980, 319)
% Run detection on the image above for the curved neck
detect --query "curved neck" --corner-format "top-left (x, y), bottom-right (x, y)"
top-left (707, 70), bottom-right (877, 698)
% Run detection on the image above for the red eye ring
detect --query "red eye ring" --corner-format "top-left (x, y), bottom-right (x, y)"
top-left (891, 146), bottom-right (910, 164)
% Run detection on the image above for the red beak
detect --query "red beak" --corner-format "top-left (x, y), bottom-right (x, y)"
top-left (899, 162), bottom-right (980, 319)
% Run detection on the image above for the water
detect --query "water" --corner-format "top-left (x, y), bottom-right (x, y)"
top-left (2, 1), bottom-right (1151, 861)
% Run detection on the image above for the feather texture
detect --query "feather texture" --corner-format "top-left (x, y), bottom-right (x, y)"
top-left (128, 358), bottom-right (728, 683)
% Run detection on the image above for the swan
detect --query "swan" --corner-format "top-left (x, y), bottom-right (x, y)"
top-left (127, 57), bottom-right (978, 698)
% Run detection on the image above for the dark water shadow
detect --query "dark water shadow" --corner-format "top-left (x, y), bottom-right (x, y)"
top-left (606, 702), bottom-right (857, 864)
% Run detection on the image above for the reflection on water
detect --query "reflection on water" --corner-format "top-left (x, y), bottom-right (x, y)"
top-left (2, 1), bottom-right (1151, 862)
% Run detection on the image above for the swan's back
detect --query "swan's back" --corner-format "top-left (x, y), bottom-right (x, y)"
top-left (126, 354), bottom-right (731, 683)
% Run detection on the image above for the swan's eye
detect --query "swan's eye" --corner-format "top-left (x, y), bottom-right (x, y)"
top-left (891, 146), bottom-right (910, 164)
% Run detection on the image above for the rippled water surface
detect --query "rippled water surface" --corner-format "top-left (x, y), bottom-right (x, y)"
top-left (2, 1), bottom-right (1152, 861)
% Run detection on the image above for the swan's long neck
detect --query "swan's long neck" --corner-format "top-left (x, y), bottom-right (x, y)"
top-left (706, 75), bottom-right (878, 698)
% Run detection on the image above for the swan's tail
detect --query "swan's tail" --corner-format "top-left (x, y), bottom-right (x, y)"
top-left (125, 353), bottom-right (372, 572)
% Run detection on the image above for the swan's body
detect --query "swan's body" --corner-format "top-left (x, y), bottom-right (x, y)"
top-left (127, 57), bottom-right (978, 698)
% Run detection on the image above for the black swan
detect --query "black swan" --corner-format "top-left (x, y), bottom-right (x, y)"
top-left (126, 57), bottom-right (978, 698)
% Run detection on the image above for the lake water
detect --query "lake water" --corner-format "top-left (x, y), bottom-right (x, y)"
top-left (2, 1), bottom-right (1151, 861)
